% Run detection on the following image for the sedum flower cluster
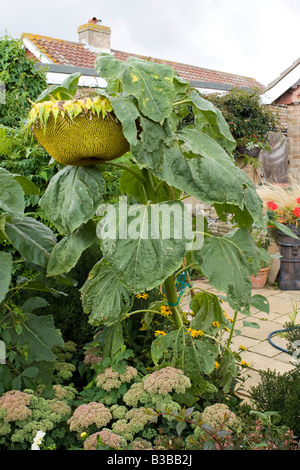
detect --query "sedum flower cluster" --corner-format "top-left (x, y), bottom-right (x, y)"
top-left (83, 428), bottom-right (127, 450)
top-left (67, 402), bottom-right (112, 434)
top-left (96, 365), bottom-right (138, 391)
top-left (111, 406), bottom-right (157, 442)
top-left (123, 367), bottom-right (191, 420)
top-left (186, 403), bottom-right (242, 449)
top-left (201, 403), bottom-right (242, 433)
top-left (0, 389), bottom-right (73, 450)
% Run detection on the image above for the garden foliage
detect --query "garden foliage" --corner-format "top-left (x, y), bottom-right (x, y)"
top-left (2, 53), bottom-right (297, 450)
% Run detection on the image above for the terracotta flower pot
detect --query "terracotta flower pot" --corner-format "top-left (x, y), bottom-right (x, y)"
top-left (251, 266), bottom-right (270, 289)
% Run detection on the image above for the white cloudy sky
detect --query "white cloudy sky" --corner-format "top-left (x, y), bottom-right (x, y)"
top-left (1, 0), bottom-right (300, 86)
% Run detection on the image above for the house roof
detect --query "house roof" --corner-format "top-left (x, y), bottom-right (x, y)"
top-left (261, 57), bottom-right (300, 104)
top-left (21, 32), bottom-right (264, 92)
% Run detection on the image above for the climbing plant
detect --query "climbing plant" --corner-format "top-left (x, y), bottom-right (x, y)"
top-left (0, 34), bottom-right (47, 127)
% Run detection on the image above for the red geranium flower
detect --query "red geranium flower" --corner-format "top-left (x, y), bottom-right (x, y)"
top-left (267, 201), bottom-right (278, 211)
top-left (296, 197), bottom-right (300, 204)
top-left (292, 207), bottom-right (300, 218)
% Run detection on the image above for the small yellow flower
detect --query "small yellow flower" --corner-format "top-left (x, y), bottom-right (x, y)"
top-left (240, 360), bottom-right (249, 367)
top-left (186, 327), bottom-right (204, 338)
top-left (154, 330), bottom-right (166, 337)
top-left (160, 305), bottom-right (172, 317)
top-left (212, 321), bottom-right (220, 328)
top-left (239, 345), bottom-right (247, 352)
top-left (136, 292), bottom-right (149, 300)
top-left (214, 361), bottom-right (220, 369)
top-left (223, 312), bottom-right (233, 323)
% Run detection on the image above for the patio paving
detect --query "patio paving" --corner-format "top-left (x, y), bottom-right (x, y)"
top-left (181, 278), bottom-right (300, 398)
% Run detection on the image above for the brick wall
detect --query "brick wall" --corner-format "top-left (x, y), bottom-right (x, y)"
top-left (287, 103), bottom-right (300, 178)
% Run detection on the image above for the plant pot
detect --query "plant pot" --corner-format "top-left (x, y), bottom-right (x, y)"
top-left (236, 145), bottom-right (260, 158)
top-left (277, 225), bottom-right (300, 290)
top-left (251, 266), bottom-right (270, 289)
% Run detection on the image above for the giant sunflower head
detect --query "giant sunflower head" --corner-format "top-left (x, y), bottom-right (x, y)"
top-left (27, 96), bottom-right (130, 166)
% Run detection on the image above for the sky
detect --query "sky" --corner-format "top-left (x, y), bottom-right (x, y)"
top-left (1, 0), bottom-right (300, 87)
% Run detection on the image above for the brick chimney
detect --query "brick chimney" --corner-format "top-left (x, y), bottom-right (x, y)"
top-left (78, 17), bottom-right (111, 53)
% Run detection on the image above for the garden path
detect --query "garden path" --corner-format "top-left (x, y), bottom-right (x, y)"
top-left (181, 279), bottom-right (300, 398)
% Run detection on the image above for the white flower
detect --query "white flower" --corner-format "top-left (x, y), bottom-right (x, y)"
top-left (31, 430), bottom-right (46, 450)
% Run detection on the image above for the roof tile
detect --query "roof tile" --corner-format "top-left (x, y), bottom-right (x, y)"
top-left (21, 33), bottom-right (264, 89)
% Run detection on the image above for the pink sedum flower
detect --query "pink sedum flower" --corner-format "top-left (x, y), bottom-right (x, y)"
top-left (67, 402), bottom-right (112, 433)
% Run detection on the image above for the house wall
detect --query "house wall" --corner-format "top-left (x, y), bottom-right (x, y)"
top-left (286, 103), bottom-right (300, 178)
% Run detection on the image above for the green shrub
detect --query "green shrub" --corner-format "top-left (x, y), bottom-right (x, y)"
top-left (250, 368), bottom-right (300, 436)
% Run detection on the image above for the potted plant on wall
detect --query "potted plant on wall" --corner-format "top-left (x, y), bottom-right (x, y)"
top-left (204, 88), bottom-right (280, 166)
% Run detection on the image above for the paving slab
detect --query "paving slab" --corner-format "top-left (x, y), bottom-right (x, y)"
top-left (185, 279), bottom-right (299, 392)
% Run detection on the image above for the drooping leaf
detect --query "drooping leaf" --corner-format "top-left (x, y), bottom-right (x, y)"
top-left (194, 228), bottom-right (261, 314)
top-left (102, 322), bottom-right (124, 359)
top-left (0, 168), bottom-right (25, 218)
top-left (190, 90), bottom-right (236, 153)
top-left (80, 260), bottom-right (134, 326)
top-left (47, 220), bottom-right (97, 276)
top-left (95, 54), bottom-right (175, 122)
top-left (190, 291), bottom-right (229, 334)
top-left (5, 217), bottom-right (57, 268)
top-left (0, 252), bottom-right (12, 303)
top-left (106, 94), bottom-right (140, 148)
top-left (133, 129), bottom-right (263, 227)
top-left (99, 201), bottom-right (193, 292)
top-left (35, 72), bottom-right (81, 102)
top-left (39, 165), bottom-right (106, 234)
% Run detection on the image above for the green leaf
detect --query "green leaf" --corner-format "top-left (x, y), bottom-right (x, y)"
top-left (21, 366), bottom-right (39, 379)
top-left (119, 165), bottom-right (147, 204)
top-left (177, 127), bottom-right (263, 225)
top-left (95, 54), bottom-right (175, 122)
top-left (5, 217), bottom-right (56, 268)
top-left (47, 220), bottom-right (97, 276)
top-left (106, 94), bottom-right (140, 148)
top-left (190, 90), bottom-right (236, 153)
top-left (35, 72), bottom-right (81, 102)
top-left (0, 252), bottom-right (12, 303)
top-left (16, 278), bottom-right (68, 297)
top-left (60, 72), bottom-right (81, 96)
top-left (250, 294), bottom-right (269, 314)
top-left (151, 327), bottom-right (186, 369)
top-left (80, 260), bottom-right (134, 326)
top-left (243, 321), bottom-right (260, 329)
top-left (13, 175), bottom-right (40, 196)
top-left (195, 228), bottom-right (261, 314)
top-left (176, 421), bottom-right (187, 437)
top-left (21, 297), bottom-right (49, 312)
top-left (99, 201), bottom-right (193, 292)
top-left (102, 322), bottom-right (124, 359)
top-left (39, 165), bottom-right (106, 234)
top-left (9, 313), bottom-right (63, 363)
top-left (217, 348), bottom-right (238, 393)
top-left (190, 291), bottom-right (228, 334)
top-left (0, 168), bottom-right (25, 218)
top-left (133, 130), bottom-right (263, 227)
top-left (271, 220), bottom-right (299, 239)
